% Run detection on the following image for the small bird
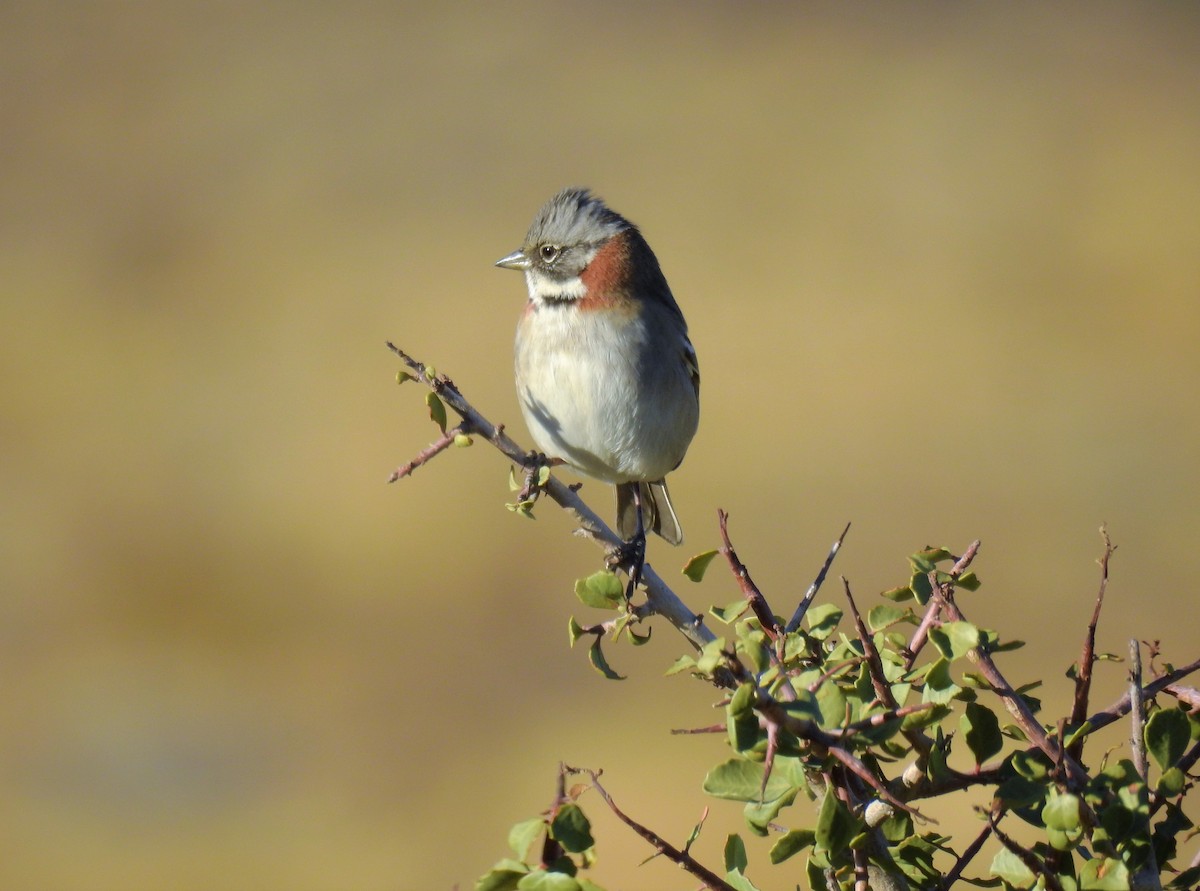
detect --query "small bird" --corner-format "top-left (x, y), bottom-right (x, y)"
top-left (496, 187), bottom-right (699, 560)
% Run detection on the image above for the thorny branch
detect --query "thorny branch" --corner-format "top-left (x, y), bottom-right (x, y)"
top-left (718, 509), bottom-right (779, 638)
top-left (573, 767), bottom-right (739, 891)
top-left (390, 345), bottom-right (1200, 888)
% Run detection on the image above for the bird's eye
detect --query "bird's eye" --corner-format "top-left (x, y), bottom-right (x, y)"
top-left (539, 244), bottom-right (560, 263)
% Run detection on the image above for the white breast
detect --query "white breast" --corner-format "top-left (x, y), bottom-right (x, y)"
top-left (514, 301), bottom-right (697, 484)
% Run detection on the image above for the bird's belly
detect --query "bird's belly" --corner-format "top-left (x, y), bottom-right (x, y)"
top-left (515, 308), bottom-right (696, 483)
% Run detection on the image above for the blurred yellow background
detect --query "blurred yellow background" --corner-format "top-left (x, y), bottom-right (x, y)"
top-left (2, 4), bottom-right (1198, 889)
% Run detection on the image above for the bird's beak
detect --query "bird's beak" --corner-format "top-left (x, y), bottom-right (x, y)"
top-left (495, 249), bottom-right (531, 271)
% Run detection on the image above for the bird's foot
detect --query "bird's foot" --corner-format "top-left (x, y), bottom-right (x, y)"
top-left (607, 532), bottom-right (647, 601)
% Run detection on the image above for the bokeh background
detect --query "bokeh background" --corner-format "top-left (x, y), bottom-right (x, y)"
top-left (2, 4), bottom-right (1198, 889)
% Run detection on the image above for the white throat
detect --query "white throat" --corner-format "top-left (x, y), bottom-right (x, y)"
top-left (525, 268), bottom-right (588, 304)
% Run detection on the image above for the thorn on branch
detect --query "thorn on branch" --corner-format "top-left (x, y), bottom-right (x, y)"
top-left (784, 521), bottom-right (851, 633)
top-left (717, 509), bottom-right (779, 639)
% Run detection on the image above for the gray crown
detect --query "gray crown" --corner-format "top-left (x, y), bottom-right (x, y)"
top-left (525, 187), bottom-right (631, 248)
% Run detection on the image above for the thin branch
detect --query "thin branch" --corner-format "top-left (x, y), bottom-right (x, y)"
top-left (387, 343), bottom-right (717, 652)
top-left (843, 578), bottom-right (892, 706)
top-left (387, 421), bottom-right (472, 481)
top-left (785, 522), bottom-right (852, 633)
top-left (1068, 526), bottom-right (1115, 762)
top-left (903, 542), bottom-right (979, 671)
top-left (903, 594), bottom-right (944, 673)
top-left (935, 566), bottom-right (1089, 787)
top-left (1130, 640), bottom-right (1149, 782)
top-left (580, 769), bottom-right (738, 891)
top-left (1085, 656), bottom-right (1200, 733)
top-left (842, 577), bottom-right (933, 757)
top-left (989, 810), bottom-right (1063, 891)
top-left (940, 816), bottom-right (995, 890)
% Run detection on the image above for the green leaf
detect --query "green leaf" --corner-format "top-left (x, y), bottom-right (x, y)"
top-left (955, 570), bottom-right (981, 591)
top-left (710, 600), bottom-right (751, 623)
top-left (743, 787), bottom-right (798, 835)
top-left (724, 833), bottom-right (748, 873)
top-left (769, 829), bottom-right (816, 863)
top-left (806, 603), bottom-right (843, 640)
top-left (816, 680), bottom-right (848, 729)
top-left (929, 621), bottom-right (981, 660)
top-left (665, 654), bottom-right (696, 676)
top-left (1145, 707), bottom-right (1190, 773)
top-left (1043, 791), bottom-right (1084, 851)
top-left (695, 637), bottom-right (728, 676)
top-left (867, 604), bottom-right (907, 631)
top-left (703, 759), bottom-right (795, 803)
top-left (587, 637), bottom-right (624, 680)
top-left (396, 370), bottom-right (416, 385)
top-left (903, 703), bottom-right (950, 731)
top-left (815, 789), bottom-right (857, 854)
top-left (475, 859), bottom-right (530, 891)
top-left (425, 391), bottom-right (447, 433)
top-left (516, 871), bottom-right (581, 891)
top-left (990, 848), bottom-right (1035, 887)
top-left (910, 572), bottom-right (933, 605)
top-left (1157, 766), bottom-right (1186, 796)
top-left (567, 617), bottom-right (587, 646)
top-left (506, 499), bottom-right (537, 518)
top-left (550, 804), bottom-right (594, 853)
top-left (909, 550), bottom-right (940, 573)
top-left (508, 818), bottom-right (545, 859)
top-left (728, 683), bottom-right (761, 753)
top-left (722, 834), bottom-right (763, 891)
top-left (574, 571), bottom-right (623, 609)
top-left (960, 701), bottom-right (1004, 764)
top-left (1079, 856), bottom-right (1130, 890)
top-left (682, 549), bottom-right (720, 582)
top-left (921, 658), bottom-right (962, 705)
top-left (1062, 721), bottom-right (1092, 750)
top-left (881, 585), bottom-right (914, 602)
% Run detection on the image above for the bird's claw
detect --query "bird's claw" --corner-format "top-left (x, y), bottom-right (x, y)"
top-left (607, 533), bottom-right (647, 601)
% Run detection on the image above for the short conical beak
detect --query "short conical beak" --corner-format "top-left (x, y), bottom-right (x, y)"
top-left (495, 249), bottom-right (531, 271)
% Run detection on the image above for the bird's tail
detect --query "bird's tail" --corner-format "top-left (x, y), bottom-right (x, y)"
top-left (616, 480), bottom-right (683, 545)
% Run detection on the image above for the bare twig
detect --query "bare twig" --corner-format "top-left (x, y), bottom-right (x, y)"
top-left (940, 816), bottom-right (995, 890)
top-left (386, 421), bottom-right (473, 482)
top-left (1085, 657), bottom-right (1200, 733)
top-left (579, 769), bottom-right (738, 891)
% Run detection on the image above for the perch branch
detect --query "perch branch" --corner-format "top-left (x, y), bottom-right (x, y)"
top-left (387, 343), bottom-right (716, 651)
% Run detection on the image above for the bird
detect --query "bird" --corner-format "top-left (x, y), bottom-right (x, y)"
top-left (496, 187), bottom-right (699, 569)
